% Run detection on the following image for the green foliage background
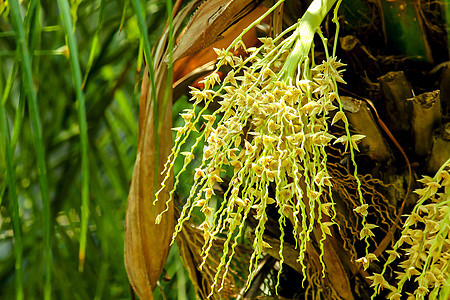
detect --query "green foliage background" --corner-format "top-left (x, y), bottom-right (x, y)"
top-left (0, 0), bottom-right (193, 299)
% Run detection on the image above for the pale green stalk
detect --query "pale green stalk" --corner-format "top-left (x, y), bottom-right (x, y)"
top-left (282, 0), bottom-right (338, 78)
top-left (332, 0), bottom-right (343, 56)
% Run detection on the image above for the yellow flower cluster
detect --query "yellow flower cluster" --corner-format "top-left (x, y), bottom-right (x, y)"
top-left (370, 159), bottom-right (450, 300)
top-left (154, 0), bottom-right (369, 296)
top-left (154, 31), bottom-right (366, 294)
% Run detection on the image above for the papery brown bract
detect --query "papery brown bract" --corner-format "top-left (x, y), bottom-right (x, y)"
top-left (124, 65), bottom-right (174, 299)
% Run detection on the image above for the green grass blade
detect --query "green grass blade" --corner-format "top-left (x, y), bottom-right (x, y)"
top-left (82, 0), bottom-right (106, 88)
top-left (105, 110), bottom-right (132, 178)
top-left (93, 261), bottom-right (109, 300)
top-left (0, 60), bottom-right (25, 160)
top-left (5, 0), bottom-right (38, 154)
top-left (8, 1), bottom-right (52, 299)
top-left (130, 0), bottom-right (160, 188)
top-left (94, 141), bottom-right (128, 201)
top-left (137, 37), bottom-right (144, 73)
top-left (0, 84), bottom-right (23, 300)
top-left (1, 61), bottom-right (18, 106)
top-left (56, 0), bottom-right (90, 273)
top-left (114, 90), bottom-right (138, 139)
top-left (0, 31), bottom-right (16, 37)
top-left (129, 0), bottom-right (157, 106)
top-left (119, 0), bottom-right (129, 33)
top-left (10, 88), bottom-right (25, 153)
top-left (29, 1), bottom-right (42, 77)
top-left (0, 0), bottom-right (35, 204)
top-left (160, 0), bottom-right (174, 130)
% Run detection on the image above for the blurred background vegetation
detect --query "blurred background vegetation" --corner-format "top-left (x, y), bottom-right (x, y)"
top-left (0, 0), bottom-right (194, 299)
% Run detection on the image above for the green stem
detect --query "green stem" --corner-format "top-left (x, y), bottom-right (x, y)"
top-left (56, 0), bottom-right (90, 273)
top-left (282, 0), bottom-right (337, 78)
top-left (332, 0), bottom-right (343, 57)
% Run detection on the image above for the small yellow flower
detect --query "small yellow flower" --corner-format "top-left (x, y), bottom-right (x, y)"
top-left (204, 188), bottom-right (214, 199)
top-left (172, 127), bottom-right (186, 139)
top-left (194, 168), bottom-right (205, 180)
top-left (387, 292), bottom-right (401, 300)
top-left (195, 199), bottom-right (206, 207)
top-left (230, 160), bottom-right (243, 173)
top-left (353, 204), bottom-right (369, 217)
top-left (209, 174), bottom-right (223, 185)
top-left (386, 250), bottom-right (400, 264)
top-left (189, 87), bottom-right (210, 103)
top-left (367, 273), bottom-right (390, 292)
top-left (233, 197), bottom-right (246, 208)
top-left (203, 146), bottom-right (214, 160)
top-left (180, 112), bottom-right (194, 123)
top-left (262, 135), bottom-right (277, 148)
top-left (252, 163), bottom-right (264, 177)
top-left (181, 152), bottom-right (194, 164)
top-left (201, 206), bottom-right (214, 218)
top-left (360, 223), bottom-right (378, 239)
top-left (267, 119), bottom-right (281, 133)
top-left (331, 111), bottom-right (348, 126)
top-left (300, 101), bottom-right (319, 114)
top-left (202, 114), bottom-right (216, 124)
top-left (265, 170), bottom-right (277, 182)
top-left (245, 140), bottom-right (257, 156)
top-left (198, 220), bottom-right (211, 231)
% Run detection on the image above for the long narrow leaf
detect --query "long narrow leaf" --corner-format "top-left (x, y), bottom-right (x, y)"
top-left (0, 61), bottom-right (18, 106)
top-left (56, 0), bottom-right (90, 272)
top-left (119, 0), bottom-right (129, 33)
top-left (130, 0), bottom-right (157, 105)
top-left (161, 0), bottom-right (174, 131)
top-left (8, 1), bottom-right (52, 299)
top-left (10, 87), bottom-right (25, 154)
top-left (82, 0), bottom-right (106, 88)
top-left (0, 85), bottom-right (23, 300)
top-left (0, 61), bottom-right (25, 155)
top-left (129, 0), bottom-right (159, 182)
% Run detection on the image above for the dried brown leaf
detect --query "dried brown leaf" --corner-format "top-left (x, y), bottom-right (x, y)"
top-left (124, 66), bottom-right (174, 299)
top-left (173, 0), bottom-right (264, 61)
